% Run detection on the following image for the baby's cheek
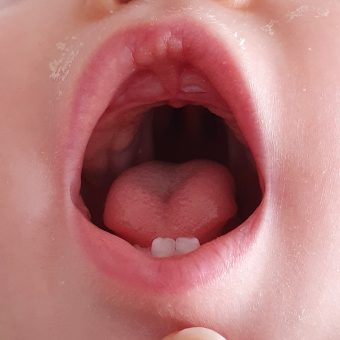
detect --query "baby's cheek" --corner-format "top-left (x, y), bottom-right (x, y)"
top-left (0, 0), bottom-right (20, 9)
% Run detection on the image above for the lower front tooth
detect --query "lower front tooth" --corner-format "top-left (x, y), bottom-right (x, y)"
top-left (151, 237), bottom-right (176, 258)
top-left (175, 237), bottom-right (200, 255)
top-left (150, 237), bottom-right (201, 257)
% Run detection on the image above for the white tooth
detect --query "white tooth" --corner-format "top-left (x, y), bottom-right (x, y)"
top-left (126, 73), bottom-right (164, 99)
top-left (181, 70), bottom-right (208, 94)
top-left (151, 237), bottom-right (176, 258)
top-left (181, 84), bottom-right (206, 93)
top-left (175, 237), bottom-right (200, 255)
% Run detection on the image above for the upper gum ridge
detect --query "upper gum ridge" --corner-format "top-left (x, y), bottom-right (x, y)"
top-left (113, 66), bottom-right (221, 109)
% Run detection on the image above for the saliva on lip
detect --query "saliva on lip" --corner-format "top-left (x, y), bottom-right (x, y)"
top-left (135, 237), bottom-right (200, 258)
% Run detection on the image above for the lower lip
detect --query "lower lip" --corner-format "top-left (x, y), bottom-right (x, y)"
top-left (67, 18), bottom-right (265, 293)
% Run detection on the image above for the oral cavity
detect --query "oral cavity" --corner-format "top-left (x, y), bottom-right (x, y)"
top-left (80, 60), bottom-right (262, 258)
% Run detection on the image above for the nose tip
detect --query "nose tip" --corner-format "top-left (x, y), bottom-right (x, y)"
top-left (83, 0), bottom-right (253, 21)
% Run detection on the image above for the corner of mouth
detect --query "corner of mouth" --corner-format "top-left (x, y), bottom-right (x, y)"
top-left (65, 17), bottom-right (267, 292)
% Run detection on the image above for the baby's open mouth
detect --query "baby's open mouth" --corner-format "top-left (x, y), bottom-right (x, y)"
top-left (68, 19), bottom-right (266, 290)
top-left (79, 46), bottom-right (261, 258)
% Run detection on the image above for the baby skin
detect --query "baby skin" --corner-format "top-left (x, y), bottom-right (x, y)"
top-left (0, 0), bottom-right (339, 339)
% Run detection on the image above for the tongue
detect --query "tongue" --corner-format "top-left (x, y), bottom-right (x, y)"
top-left (103, 160), bottom-right (237, 247)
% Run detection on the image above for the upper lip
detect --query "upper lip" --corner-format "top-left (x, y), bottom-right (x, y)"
top-left (64, 13), bottom-right (267, 293)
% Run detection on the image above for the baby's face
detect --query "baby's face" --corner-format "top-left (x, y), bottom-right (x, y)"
top-left (1, 0), bottom-right (339, 339)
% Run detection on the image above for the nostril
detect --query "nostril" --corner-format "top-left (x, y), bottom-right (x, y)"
top-left (83, 0), bottom-right (114, 19)
top-left (83, 0), bottom-right (132, 20)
